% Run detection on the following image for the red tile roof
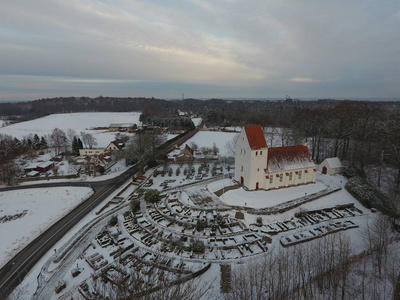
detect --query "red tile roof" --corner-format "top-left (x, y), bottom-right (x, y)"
top-left (267, 145), bottom-right (315, 173)
top-left (244, 125), bottom-right (267, 150)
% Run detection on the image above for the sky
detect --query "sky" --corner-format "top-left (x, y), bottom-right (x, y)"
top-left (1, 0), bottom-right (400, 102)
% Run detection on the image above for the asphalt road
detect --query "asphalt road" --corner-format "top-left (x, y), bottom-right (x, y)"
top-left (0, 166), bottom-right (137, 299)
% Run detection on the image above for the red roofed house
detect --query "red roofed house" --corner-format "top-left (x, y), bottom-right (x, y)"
top-left (235, 125), bottom-right (316, 190)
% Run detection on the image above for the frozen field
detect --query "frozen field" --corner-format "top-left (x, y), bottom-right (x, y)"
top-left (0, 187), bottom-right (93, 268)
top-left (185, 131), bottom-right (238, 157)
top-left (0, 112), bottom-right (141, 146)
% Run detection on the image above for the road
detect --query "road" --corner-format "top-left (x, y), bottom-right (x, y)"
top-left (0, 166), bottom-right (137, 299)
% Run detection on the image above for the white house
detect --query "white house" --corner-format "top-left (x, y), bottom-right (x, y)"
top-left (319, 157), bottom-right (343, 175)
top-left (235, 125), bottom-right (316, 191)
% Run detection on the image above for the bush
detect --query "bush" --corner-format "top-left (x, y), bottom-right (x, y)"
top-left (144, 189), bottom-right (160, 204)
top-left (108, 215), bottom-right (118, 226)
top-left (131, 199), bottom-right (141, 212)
top-left (190, 239), bottom-right (205, 254)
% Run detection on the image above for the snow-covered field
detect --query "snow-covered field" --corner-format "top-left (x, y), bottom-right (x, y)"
top-left (185, 131), bottom-right (237, 157)
top-left (0, 112), bottom-right (142, 147)
top-left (0, 187), bottom-right (93, 268)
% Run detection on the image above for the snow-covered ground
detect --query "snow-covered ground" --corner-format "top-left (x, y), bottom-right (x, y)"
top-left (0, 187), bottom-right (93, 268)
top-left (185, 131), bottom-right (238, 157)
top-left (221, 181), bottom-right (327, 208)
top-left (0, 112), bottom-right (142, 147)
top-left (8, 169), bottom-right (395, 300)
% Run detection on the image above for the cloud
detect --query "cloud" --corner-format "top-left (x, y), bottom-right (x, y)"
top-left (290, 77), bottom-right (321, 83)
top-left (1, 0), bottom-right (400, 101)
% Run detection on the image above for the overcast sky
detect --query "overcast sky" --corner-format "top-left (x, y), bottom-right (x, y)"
top-left (1, 0), bottom-right (399, 101)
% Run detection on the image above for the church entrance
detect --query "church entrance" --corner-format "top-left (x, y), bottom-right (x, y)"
top-left (322, 166), bottom-right (327, 174)
top-left (256, 182), bottom-right (259, 190)
top-left (240, 176), bottom-right (244, 185)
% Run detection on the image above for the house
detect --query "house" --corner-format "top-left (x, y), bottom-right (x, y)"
top-left (235, 125), bottom-right (316, 191)
top-left (166, 144), bottom-right (195, 162)
top-left (319, 157), bottom-right (343, 175)
top-left (79, 148), bottom-right (105, 156)
top-left (108, 123), bottom-right (137, 132)
top-left (36, 161), bottom-right (54, 173)
top-left (26, 170), bottom-right (40, 177)
top-left (105, 140), bottom-right (125, 151)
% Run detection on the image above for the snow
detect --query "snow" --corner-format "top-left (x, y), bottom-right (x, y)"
top-left (191, 117), bottom-right (203, 127)
top-left (0, 112), bottom-right (142, 146)
top-left (221, 181), bottom-right (326, 208)
top-left (185, 131), bottom-right (238, 157)
top-left (0, 187), bottom-right (93, 268)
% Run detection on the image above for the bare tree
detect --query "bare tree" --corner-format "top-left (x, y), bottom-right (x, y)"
top-left (49, 128), bottom-right (67, 155)
top-left (364, 215), bottom-right (391, 278)
top-left (224, 133), bottom-right (239, 157)
top-left (80, 131), bottom-right (98, 149)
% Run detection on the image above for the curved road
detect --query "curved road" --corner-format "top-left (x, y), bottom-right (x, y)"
top-left (0, 166), bottom-right (137, 299)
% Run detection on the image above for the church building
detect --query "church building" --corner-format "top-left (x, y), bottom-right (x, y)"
top-left (234, 125), bottom-right (316, 191)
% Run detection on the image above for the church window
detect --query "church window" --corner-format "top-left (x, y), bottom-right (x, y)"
top-left (269, 176), bottom-right (273, 184)
top-left (260, 151), bottom-right (262, 155)
top-left (257, 168), bottom-right (260, 172)
top-left (289, 172), bottom-right (293, 180)
top-left (298, 170), bottom-right (302, 179)
top-left (280, 173), bottom-right (283, 182)
top-left (256, 151), bottom-right (258, 156)
top-left (241, 166), bottom-right (243, 172)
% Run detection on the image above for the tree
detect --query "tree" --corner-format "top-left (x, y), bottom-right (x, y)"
top-left (212, 143), bottom-right (219, 156)
top-left (50, 128), bottom-right (67, 155)
top-left (0, 162), bottom-right (21, 185)
top-left (80, 132), bottom-right (97, 149)
top-left (190, 142), bottom-right (199, 152)
top-left (224, 134), bottom-right (239, 157)
top-left (72, 136), bottom-right (80, 155)
top-left (125, 131), bottom-right (166, 174)
top-left (144, 189), bottom-right (160, 204)
top-left (131, 199), bottom-right (141, 212)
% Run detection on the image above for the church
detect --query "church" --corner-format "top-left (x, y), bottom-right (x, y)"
top-left (234, 125), bottom-right (316, 191)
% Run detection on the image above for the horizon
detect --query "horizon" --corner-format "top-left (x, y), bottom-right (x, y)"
top-left (1, 96), bottom-right (400, 104)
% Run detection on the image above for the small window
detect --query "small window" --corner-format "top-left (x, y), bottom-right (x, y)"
top-left (269, 176), bottom-right (273, 184)
top-left (257, 168), bottom-right (260, 172)
top-left (289, 172), bottom-right (293, 180)
top-left (260, 151), bottom-right (262, 155)
top-left (280, 173), bottom-right (283, 182)
top-left (298, 171), bottom-right (302, 179)
top-left (256, 151), bottom-right (258, 156)
top-left (241, 166), bottom-right (243, 172)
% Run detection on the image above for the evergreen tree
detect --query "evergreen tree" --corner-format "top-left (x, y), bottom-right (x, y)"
top-left (40, 136), bottom-right (48, 148)
top-left (33, 134), bottom-right (40, 150)
top-left (78, 138), bottom-right (83, 150)
top-left (72, 136), bottom-right (80, 155)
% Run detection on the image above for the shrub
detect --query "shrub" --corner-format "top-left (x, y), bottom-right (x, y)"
top-left (131, 199), bottom-right (141, 212)
top-left (108, 215), bottom-right (118, 226)
top-left (190, 239), bottom-right (205, 254)
top-left (144, 189), bottom-right (160, 204)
